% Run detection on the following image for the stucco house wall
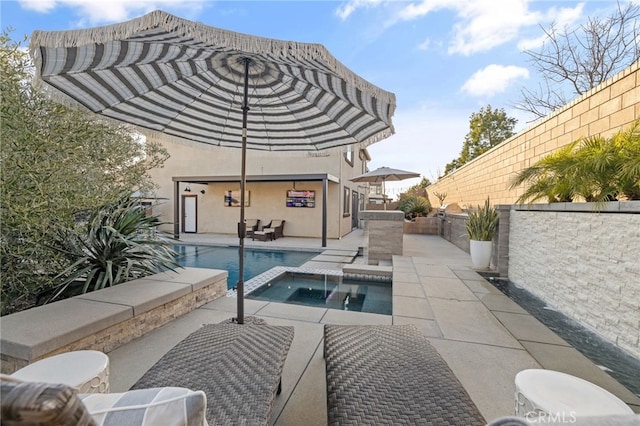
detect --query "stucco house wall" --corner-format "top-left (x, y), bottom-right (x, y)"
top-left (146, 138), bottom-right (371, 239)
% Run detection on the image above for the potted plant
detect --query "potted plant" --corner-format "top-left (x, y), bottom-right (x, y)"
top-left (466, 197), bottom-right (498, 269)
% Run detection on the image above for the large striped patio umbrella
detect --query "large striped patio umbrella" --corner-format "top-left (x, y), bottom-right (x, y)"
top-left (29, 10), bottom-right (396, 324)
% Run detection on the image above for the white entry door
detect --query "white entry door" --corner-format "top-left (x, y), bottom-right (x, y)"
top-left (183, 195), bottom-right (197, 233)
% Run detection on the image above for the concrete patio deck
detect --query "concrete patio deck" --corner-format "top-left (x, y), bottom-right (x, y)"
top-left (106, 230), bottom-right (640, 425)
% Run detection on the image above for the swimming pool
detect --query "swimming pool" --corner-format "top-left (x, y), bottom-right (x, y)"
top-left (247, 270), bottom-right (392, 315)
top-left (173, 245), bottom-right (317, 289)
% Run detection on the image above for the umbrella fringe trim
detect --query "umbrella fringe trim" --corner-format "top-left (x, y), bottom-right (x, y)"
top-left (29, 10), bottom-right (396, 106)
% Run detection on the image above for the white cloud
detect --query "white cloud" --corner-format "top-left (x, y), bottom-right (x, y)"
top-left (544, 3), bottom-right (584, 28)
top-left (395, 0), bottom-right (455, 21)
top-left (517, 3), bottom-right (584, 51)
top-left (343, 0), bottom-right (582, 57)
top-left (19, 0), bottom-right (57, 13)
top-left (390, 0), bottom-right (542, 54)
top-left (336, 0), bottom-right (383, 21)
top-left (447, 0), bottom-right (541, 55)
top-left (461, 64), bottom-right (530, 97)
top-left (18, 0), bottom-right (204, 25)
top-left (517, 34), bottom-right (547, 51)
top-left (334, 0), bottom-right (589, 61)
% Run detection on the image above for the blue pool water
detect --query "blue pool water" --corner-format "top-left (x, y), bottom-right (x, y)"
top-left (247, 271), bottom-right (392, 315)
top-left (173, 245), bottom-right (317, 289)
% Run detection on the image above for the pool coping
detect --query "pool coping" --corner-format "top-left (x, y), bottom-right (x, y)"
top-left (0, 268), bottom-right (227, 373)
top-left (226, 265), bottom-right (393, 298)
top-left (227, 266), bottom-right (342, 297)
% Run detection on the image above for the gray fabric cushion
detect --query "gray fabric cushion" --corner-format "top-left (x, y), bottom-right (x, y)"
top-left (80, 387), bottom-right (207, 426)
top-left (0, 378), bottom-right (96, 426)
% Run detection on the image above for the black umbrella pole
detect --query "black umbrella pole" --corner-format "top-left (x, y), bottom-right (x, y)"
top-left (237, 133), bottom-right (246, 324)
top-left (236, 58), bottom-right (251, 325)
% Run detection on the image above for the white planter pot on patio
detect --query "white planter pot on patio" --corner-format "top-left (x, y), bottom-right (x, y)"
top-left (469, 240), bottom-right (492, 269)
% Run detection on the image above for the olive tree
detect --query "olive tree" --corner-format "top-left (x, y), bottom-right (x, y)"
top-left (1, 33), bottom-right (169, 314)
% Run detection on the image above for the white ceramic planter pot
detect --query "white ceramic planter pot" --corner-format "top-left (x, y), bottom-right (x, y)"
top-left (469, 240), bottom-right (492, 269)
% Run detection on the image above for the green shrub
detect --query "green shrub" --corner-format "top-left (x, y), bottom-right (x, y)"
top-left (1, 33), bottom-right (169, 314)
top-left (397, 195), bottom-right (431, 218)
top-left (510, 120), bottom-right (640, 203)
top-left (46, 198), bottom-right (181, 303)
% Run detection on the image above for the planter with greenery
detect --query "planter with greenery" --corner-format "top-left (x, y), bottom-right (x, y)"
top-left (45, 197), bottom-right (181, 303)
top-left (509, 120), bottom-right (640, 204)
top-left (397, 195), bottom-right (431, 220)
top-left (466, 197), bottom-right (498, 269)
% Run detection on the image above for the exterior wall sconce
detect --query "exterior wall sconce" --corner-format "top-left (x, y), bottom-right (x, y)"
top-left (184, 185), bottom-right (191, 192)
top-left (200, 189), bottom-right (206, 194)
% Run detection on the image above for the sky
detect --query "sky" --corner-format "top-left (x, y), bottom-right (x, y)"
top-left (0, 0), bottom-right (624, 197)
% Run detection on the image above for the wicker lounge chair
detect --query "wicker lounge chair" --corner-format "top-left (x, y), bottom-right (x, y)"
top-left (264, 219), bottom-right (285, 239)
top-left (132, 317), bottom-right (294, 425)
top-left (324, 324), bottom-right (485, 425)
top-left (245, 219), bottom-right (260, 238)
top-left (252, 230), bottom-right (275, 241)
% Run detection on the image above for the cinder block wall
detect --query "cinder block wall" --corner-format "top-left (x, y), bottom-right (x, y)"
top-left (508, 203), bottom-right (640, 359)
top-left (427, 60), bottom-right (639, 208)
top-left (403, 217), bottom-right (439, 234)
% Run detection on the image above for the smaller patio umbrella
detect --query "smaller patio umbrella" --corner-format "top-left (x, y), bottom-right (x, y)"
top-left (351, 166), bottom-right (420, 207)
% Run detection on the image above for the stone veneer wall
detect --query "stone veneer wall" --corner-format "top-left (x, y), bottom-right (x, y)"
top-left (426, 60), bottom-right (639, 208)
top-left (507, 202), bottom-right (640, 359)
top-left (1, 268), bottom-right (227, 374)
top-left (360, 210), bottom-right (404, 265)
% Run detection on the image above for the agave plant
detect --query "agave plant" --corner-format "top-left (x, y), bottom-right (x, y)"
top-left (47, 197), bottom-right (180, 302)
top-left (466, 197), bottom-right (499, 241)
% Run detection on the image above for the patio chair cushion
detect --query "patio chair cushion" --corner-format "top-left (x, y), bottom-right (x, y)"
top-left (0, 375), bottom-right (208, 426)
top-left (252, 230), bottom-right (274, 241)
top-left (1, 378), bottom-right (96, 425)
top-left (245, 219), bottom-right (260, 237)
top-left (264, 220), bottom-right (285, 239)
top-left (81, 387), bottom-right (207, 426)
